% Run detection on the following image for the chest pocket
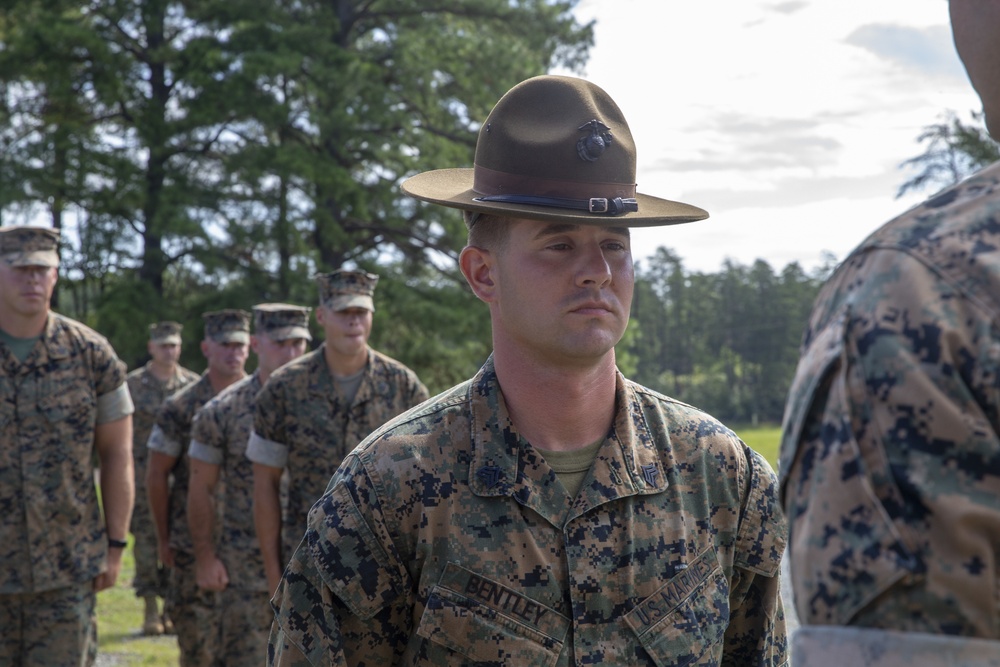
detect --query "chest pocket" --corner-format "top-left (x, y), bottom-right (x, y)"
top-left (624, 547), bottom-right (729, 667)
top-left (39, 385), bottom-right (95, 428)
top-left (416, 563), bottom-right (570, 667)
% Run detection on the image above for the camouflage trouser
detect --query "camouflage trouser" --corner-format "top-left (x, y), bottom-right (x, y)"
top-left (170, 551), bottom-right (220, 667)
top-left (219, 588), bottom-right (273, 667)
top-left (0, 582), bottom-right (97, 666)
top-left (130, 478), bottom-right (164, 598)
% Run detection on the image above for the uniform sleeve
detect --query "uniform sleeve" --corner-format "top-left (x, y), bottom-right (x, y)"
top-left (96, 382), bottom-right (135, 424)
top-left (723, 445), bottom-right (788, 666)
top-left (93, 335), bottom-right (128, 397)
top-left (149, 400), bottom-right (185, 457)
top-left (268, 455), bottom-right (414, 666)
top-left (189, 399), bottom-right (225, 465)
top-left (254, 379), bottom-right (288, 449)
top-left (777, 248), bottom-right (1000, 631)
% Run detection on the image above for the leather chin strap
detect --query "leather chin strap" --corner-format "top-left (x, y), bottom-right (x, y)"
top-left (473, 194), bottom-right (638, 215)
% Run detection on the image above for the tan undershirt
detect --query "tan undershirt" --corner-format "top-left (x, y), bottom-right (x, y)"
top-left (534, 438), bottom-right (604, 499)
top-left (334, 367), bottom-right (365, 405)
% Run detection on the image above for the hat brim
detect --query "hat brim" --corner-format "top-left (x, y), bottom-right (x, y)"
top-left (3, 250), bottom-right (60, 267)
top-left (151, 335), bottom-right (182, 345)
top-left (326, 295), bottom-right (374, 312)
top-left (402, 169), bottom-right (708, 227)
top-left (264, 326), bottom-right (313, 342)
top-left (212, 332), bottom-right (250, 344)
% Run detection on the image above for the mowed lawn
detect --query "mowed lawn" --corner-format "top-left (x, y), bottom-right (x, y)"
top-left (94, 425), bottom-right (782, 666)
top-left (95, 543), bottom-right (179, 666)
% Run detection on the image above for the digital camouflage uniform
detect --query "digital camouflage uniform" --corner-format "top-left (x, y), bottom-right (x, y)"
top-left (0, 311), bottom-right (133, 665)
top-left (149, 308), bottom-right (249, 667)
top-left (149, 373), bottom-right (228, 665)
top-left (779, 162), bottom-right (1000, 643)
top-left (248, 345), bottom-right (429, 564)
top-left (127, 359), bottom-right (199, 598)
top-left (269, 357), bottom-right (787, 666)
top-left (190, 372), bottom-right (272, 666)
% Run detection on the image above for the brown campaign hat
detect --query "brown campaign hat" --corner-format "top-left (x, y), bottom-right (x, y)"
top-left (149, 321), bottom-right (183, 345)
top-left (202, 309), bottom-right (251, 344)
top-left (253, 303), bottom-right (312, 341)
top-left (315, 270), bottom-right (378, 312)
top-left (401, 75), bottom-right (708, 227)
top-left (0, 226), bottom-right (61, 267)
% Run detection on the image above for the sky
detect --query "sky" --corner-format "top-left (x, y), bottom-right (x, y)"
top-left (554, 0), bottom-right (984, 274)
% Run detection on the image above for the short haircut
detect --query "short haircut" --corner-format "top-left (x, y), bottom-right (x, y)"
top-left (465, 211), bottom-right (511, 253)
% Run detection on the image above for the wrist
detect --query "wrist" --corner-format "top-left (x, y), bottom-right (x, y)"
top-left (108, 536), bottom-right (128, 550)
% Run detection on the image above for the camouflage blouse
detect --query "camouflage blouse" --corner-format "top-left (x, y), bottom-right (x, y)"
top-left (269, 357), bottom-right (787, 666)
top-left (780, 161), bottom-right (1000, 636)
top-left (189, 372), bottom-right (266, 590)
top-left (148, 374), bottom-right (220, 554)
top-left (249, 345), bottom-right (429, 562)
top-left (127, 362), bottom-right (200, 475)
top-left (1, 313), bottom-right (131, 593)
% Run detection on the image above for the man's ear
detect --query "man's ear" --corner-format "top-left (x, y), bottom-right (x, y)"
top-left (460, 245), bottom-right (497, 303)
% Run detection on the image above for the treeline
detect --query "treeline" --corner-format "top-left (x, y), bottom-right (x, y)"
top-left (1, 1), bottom-right (830, 425)
top-left (63, 243), bottom-right (830, 427)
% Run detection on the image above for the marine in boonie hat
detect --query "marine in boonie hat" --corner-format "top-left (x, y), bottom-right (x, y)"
top-left (149, 321), bottom-right (184, 345)
top-left (401, 75), bottom-right (708, 227)
top-left (0, 225), bottom-right (61, 267)
top-left (202, 309), bottom-right (251, 344)
top-left (253, 303), bottom-right (313, 341)
top-left (315, 270), bottom-right (379, 312)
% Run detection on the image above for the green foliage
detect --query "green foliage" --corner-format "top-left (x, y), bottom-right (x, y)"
top-left (3, 0), bottom-right (825, 425)
top-left (627, 252), bottom-right (824, 424)
top-left (732, 424), bottom-right (782, 470)
top-left (366, 262), bottom-right (492, 395)
top-left (897, 110), bottom-right (1000, 198)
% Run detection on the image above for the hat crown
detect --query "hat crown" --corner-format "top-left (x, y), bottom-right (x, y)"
top-left (149, 321), bottom-right (183, 341)
top-left (202, 309), bottom-right (251, 340)
top-left (253, 303), bottom-right (311, 333)
top-left (316, 270), bottom-right (378, 310)
top-left (0, 226), bottom-right (61, 266)
top-left (473, 76), bottom-right (636, 196)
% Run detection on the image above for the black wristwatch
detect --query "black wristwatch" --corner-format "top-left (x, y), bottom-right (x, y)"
top-left (108, 537), bottom-right (128, 549)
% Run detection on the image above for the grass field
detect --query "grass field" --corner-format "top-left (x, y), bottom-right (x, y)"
top-left (95, 543), bottom-right (179, 666)
top-left (733, 424), bottom-right (781, 469)
top-left (94, 425), bottom-right (781, 665)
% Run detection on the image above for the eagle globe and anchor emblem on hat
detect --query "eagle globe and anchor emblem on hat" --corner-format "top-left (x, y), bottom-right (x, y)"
top-left (400, 74), bottom-right (708, 227)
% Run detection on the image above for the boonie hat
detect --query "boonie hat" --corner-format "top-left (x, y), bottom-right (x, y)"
top-left (401, 75), bottom-right (708, 227)
top-left (253, 303), bottom-right (312, 341)
top-left (315, 270), bottom-right (378, 312)
top-left (0, 226), bottom-right (61, 267)
top-left (149, 321), bottom-right (183, 345)
top-left (202, 309), bottom-right (251, 344)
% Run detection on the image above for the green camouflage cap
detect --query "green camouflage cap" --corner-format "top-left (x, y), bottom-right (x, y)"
top-left (253, 303), bottom-right (313, 341)
top-left (315, 270), bottom-right (378, 312)
top-left (149, 321), bottom-right (183, 345)
top-left (0, 226), bottom-right (60, 267)
top-left (202, 309), bottom-right (251, 344)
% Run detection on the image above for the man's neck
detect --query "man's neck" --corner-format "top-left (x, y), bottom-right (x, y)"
top-left (324, 344), bottom-right (367, 378)
top-left (0, 308), bottom-right (48, 339)
top-left (207, 367), bottom-right (245, 393)
top-left (492, 345), bottom-right (618, 452)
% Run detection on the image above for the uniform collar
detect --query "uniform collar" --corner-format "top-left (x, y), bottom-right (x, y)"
top-left (468, 356), bottom-right (668, 527)
top-left (26, 313), bottom-right (71, 364)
